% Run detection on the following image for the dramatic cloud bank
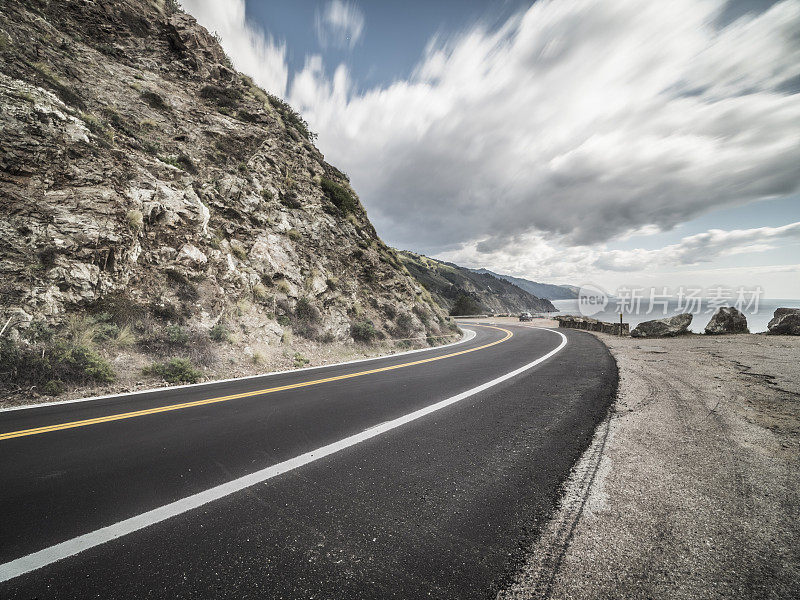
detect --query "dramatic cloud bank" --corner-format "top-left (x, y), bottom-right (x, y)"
top-left (314, 0), bottom-right (365, 50)
top-left (291, 0), bottom-right (800, 256)
top-left (183, 0), bottom-right (800, 292)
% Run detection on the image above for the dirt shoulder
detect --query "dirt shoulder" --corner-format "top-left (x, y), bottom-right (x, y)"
top-left (500, 332), bottom-right (800, 600)
top-left (0, 332), bottom-right (461, 410)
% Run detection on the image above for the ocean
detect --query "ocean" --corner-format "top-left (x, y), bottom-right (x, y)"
top-left (550, 298), bottom-right (800, 333)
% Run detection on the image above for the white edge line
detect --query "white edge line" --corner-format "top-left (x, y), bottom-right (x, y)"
top-left (0, 329), bottom-right (477, 413)
top-left (0, 326), bottom-right (567, 583)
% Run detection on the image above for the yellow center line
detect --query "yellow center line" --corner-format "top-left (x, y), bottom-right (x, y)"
top-left (0, 325), bottom-right (513, 442)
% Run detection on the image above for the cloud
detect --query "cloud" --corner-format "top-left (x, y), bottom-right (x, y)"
top-left (315, 1), bottom-right (365, 50)
top-left (433, 221), bottom-right (800, 291)
top-left (289, 0), bottom-right (800, 255)
top-left (181, 0), bottom-right (288, 95)
top-left (592, 221), bottom-right (800, 271)
top-left (180, 0), bottom-right (800, 273)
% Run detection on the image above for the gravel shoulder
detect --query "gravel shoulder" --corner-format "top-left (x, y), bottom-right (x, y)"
top-left (500, 332), bottom-right (800, 600)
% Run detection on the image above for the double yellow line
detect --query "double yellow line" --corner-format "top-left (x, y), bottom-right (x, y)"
top-left (0, 325), bottom-right (512, 442)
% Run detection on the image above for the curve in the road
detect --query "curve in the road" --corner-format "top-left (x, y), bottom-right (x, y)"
top-left (0, 325), bottom-right (510, 442)
top-left (0, 325), bottom-right (568, 584)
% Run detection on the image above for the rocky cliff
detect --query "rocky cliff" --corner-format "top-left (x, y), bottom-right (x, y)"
top-left (398, 252), bottom-right (556, 315)
top-left (0, 0), bottom-right (450, 349)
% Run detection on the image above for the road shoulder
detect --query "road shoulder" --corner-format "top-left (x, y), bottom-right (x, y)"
top-left (500, 332), bottom-right (800, 600)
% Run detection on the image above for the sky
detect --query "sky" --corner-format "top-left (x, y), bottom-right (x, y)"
top-left (181, 0), bottom-right (800, 298)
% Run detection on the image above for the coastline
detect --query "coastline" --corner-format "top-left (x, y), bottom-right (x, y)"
top-left (501, 331), bottom-right (800, 599)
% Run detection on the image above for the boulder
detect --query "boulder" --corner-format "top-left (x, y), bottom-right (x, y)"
top-left (631, 313), bottom-right (692, 338)
top-left (556, 315), bottom-right (629, 335)
top-left (767, 308), bottom-right (800, 335)
top-left (705, 306), bottom-right (749, 335)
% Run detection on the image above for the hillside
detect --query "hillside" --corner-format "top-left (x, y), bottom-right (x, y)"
top-left (398, 252), bottom-right (556, 315)
top-left (0, 0), bottom-right (453, 397)
top-left (472, 269), bottom-right (578, 300)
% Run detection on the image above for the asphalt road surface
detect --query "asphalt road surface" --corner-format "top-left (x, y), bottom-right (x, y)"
top-left (0, 324), bottom-right (616, 599)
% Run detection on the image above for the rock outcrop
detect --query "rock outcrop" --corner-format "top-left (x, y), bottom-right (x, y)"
top-left (398, 251), bottom-right (556, 315)
top-left (555, 315), bottom-right (629, 335)
top-left (767, 308), bottom-right (800, 335)
top-left (705, 307), bottom-right (749, 335)
top-left (0, 0), bottom-right (450, 344)
top-left (631, 313), bottom-right (692, 338)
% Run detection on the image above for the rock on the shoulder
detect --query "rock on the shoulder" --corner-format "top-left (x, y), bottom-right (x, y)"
top-left (631, 313), bottom-right (692, 338)
top-left (767, 308), bottom-right (800, 335)
top-left (705, 306), bottom-right (749, 335)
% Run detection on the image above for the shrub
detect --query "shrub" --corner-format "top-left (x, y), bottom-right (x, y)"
top-left (382, 304), bottom-right (397, 319)
top-left (200, 85), bottom-right (241, 109)
top-left (231, 242), bottom-right (247, 261)
top-left (113, 324), bottom-right (136, 347)
top-left (287, 228), bottom-right (301, 242)
top-left (277, 315), bottom-right (291, 327)
top-left (351, 320), bottom-right (377, 343)
top-left (292, 298), bottom-right (322, 339)
top-left (86, 294), bottom-right (148, 325)
top-left (137, 326), bottom-right (215, 366)
top-left (209, 323), bottom-right (230, 342)
top-left (43, 380), bottom-right (66, 396)
top-left (293, 352), bottom-right (310, 368)
top-left (157, 154), bottom-right (182, 169)
top-left (450, 294), bottom-right (482, 316)
top-left (164, 0), bottom-right (182, 15)
top-left (395, 313), bottom-right (415, 337)
top-left (293, 298), bottom-right (321, 339)
top-left (165, 324), bottom-right (189, 345)
top-left (63, 315), bottom-right (99, 348)
top-left (0, 339), bottom-right (115, 394)
top-left (252, 282), bottom-right (270, 302)
top-left (141, 90), bottom-right (169, 111)
top-left (412, 305), bottom-right (430, 326)
top-left (320, 178), bottom-right (358, 215)
top-left (295, 297), bottom-right (318, 322)
top-left (126, 210), bottom-right (143, 231)
top-left (141, 140), bottom-right (161, 155)
top-left (144, 358), bottom-right (201, 384)
top-left (281, 192), bottom-right (302, 210)
top-left (94, 321), bottom-right (121, 342)
top-left (70, 346), bottom-right (116, 381)
top-left (267, 94), bottom-right (316, 141)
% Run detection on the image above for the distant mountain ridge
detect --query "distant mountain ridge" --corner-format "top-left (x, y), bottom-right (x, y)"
top-left (398, 252), bottom-right (556, 315)
top-left (471, 269), bottom-right (579, 300)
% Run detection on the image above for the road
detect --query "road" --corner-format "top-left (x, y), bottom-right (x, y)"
top-left (0, 324), bottom-right (616, 599)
